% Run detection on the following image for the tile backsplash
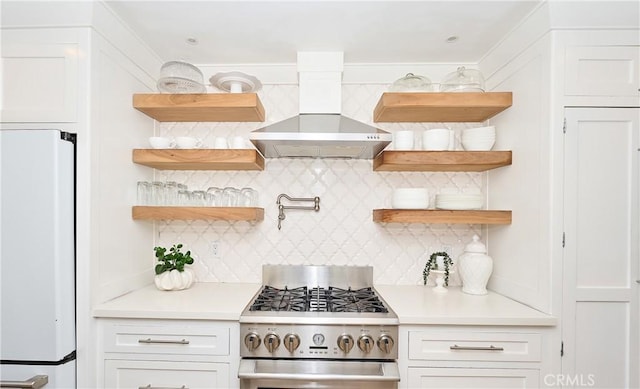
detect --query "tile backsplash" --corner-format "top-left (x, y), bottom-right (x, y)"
top-left (156, 84), bottom-right (484, 285)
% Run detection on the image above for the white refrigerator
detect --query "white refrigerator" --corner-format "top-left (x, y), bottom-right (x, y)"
top-left (0, 129), bottom-right (76, 388)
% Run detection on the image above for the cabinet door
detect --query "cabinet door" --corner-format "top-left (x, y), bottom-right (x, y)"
top-left (1, 31), bottom-right (79, 122)
top-left (564, 46), bottom-right (640, 97)
top-left (104, 360), bottom-right (229, 389)
top-left (407, 367), bottom-right (538, 388)
top-left (563, 108), bottom-right (639, 389)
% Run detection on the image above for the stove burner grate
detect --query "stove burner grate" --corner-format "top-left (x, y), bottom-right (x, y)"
top-left (248, 285), bottom-right (388, 313)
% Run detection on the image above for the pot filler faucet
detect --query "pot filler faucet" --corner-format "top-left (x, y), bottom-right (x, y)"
top-left (276, 193), bottom-right (320, 230)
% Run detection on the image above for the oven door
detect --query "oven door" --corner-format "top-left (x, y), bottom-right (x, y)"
top-left (238, 359), bottom-right (400, 389)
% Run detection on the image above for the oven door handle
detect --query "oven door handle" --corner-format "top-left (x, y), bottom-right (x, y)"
top-left (238, 359), bottom-right (400, 382)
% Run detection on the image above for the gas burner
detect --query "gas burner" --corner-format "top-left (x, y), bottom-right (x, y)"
top-left (249, 286), bottom-right (308, 312)
top-left (248, 285), bottom-right (388, 313)
top-left (329, 287), bottom-right (388, 313)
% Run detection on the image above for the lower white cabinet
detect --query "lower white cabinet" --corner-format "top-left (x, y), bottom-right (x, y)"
top-left (401, 326), bottom-right (552, 389)
top-left (104, 360), bottom-right (229, 389)
top-left (99, 318), bottom-right (238, 389)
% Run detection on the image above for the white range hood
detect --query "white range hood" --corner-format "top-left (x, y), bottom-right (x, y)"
top-left (250, 52), bottom-right (391, 159)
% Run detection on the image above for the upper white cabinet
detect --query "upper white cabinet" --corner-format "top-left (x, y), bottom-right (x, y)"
top-left (564, 46), bottom-right (640, 98)
top-left (1, 30), bottom-right (79, 123)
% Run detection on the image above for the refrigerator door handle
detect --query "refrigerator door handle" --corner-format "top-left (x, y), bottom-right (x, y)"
top-left (0, 375), bottom-right (48, 388)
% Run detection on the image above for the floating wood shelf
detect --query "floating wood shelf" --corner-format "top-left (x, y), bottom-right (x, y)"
top-left (133, 93), bottom-right (265, 122)
top-left (373, 92), bottom-right (512, 122)
top-left (132, 149), bottom-right (265, 170)
top-left (372, 209), bottom-right (512, 225)
top-left (373, 150), bottom-right (512, 172)
top-left (132, 206), bottom-right (264, 221)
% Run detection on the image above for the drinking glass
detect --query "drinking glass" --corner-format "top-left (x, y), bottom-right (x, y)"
top-left (191, 190), bottom-right (207, 206)
top-left (136, 181), bottom-right (151, 205)
top-left (206, 187), bottom-right (223, 206)
top-left (151, 181), bottom-right (165, 205)
top-left (221, 187), bottom-right (239, 207)
top-left (240, 187), bottom-right (258, 207)
top-left (164, 181), bottom-right (179, 205)
top-left (177, 190), bottom-right (191, 206)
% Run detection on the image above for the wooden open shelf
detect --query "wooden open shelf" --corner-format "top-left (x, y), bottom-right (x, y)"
top-left (373, 150), bottom-right (512, 172)
top-left (132, 206), bottom-right (264, 221)
top-left (133, 93), bottom-right (265, 122)
top-left (132, 149), bottom-right (265, 170)
top-left (373, 92), bottom-right (512, 122)
top-left (372, 209), bottom-right (512, 225)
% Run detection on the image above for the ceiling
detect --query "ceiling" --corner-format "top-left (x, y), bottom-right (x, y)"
top-left (105, 1), bottom-right (542, 65)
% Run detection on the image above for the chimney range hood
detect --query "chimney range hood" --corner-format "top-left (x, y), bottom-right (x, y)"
top-left (250, 52), bottom-right (391, 159)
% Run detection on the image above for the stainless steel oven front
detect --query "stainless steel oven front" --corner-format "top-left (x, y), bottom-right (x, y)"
top-left (239, 359), bottom-right (400, 389)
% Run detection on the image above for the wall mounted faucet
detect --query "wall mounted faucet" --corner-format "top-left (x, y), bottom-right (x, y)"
top-left (276, 193), bottom-right (320, 230)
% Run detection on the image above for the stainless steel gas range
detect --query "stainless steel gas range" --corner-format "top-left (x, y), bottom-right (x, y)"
top-left (238, 265), bottom-right (400, 389)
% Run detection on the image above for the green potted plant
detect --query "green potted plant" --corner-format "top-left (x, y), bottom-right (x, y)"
top-left (153, 243), bottom-right (195, 291)
top-left (422, 251), bottom-right (453, 286)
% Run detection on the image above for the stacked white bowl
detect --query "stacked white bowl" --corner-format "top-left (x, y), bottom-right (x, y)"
top-left (422, 128), bottom-right (452, 151)
top-left (392, 188), bottom-right (429, 209)
top-left (461, 125), bottom-right (496, 151)
top-left (435, 193), bottom-right (483, 210)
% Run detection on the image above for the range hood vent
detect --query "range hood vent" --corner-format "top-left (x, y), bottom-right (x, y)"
top-left (250, 52), bottom-right (391, 159)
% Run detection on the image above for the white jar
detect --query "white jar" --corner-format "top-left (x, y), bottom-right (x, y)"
top-left (457, 234), bottom-right (493, 295)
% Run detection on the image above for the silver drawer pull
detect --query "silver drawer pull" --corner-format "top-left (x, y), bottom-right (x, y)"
top-left (0, 375), bottom-right (49, 388)
top-left (450, 344), bottom-right (504, 351)
top-left (138, 386), bottom-right (188, 389)
top-left (138, 338), bottom-right (189, 345)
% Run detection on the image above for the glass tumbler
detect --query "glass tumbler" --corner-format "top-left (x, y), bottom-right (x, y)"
top-left (136, 181), bottom-right (151, 205)
top-left (221, 187), bottom-right (239, 207)
top-left (206, 187), bottom-right (223, 206)
top-left (165, 181), bottom-right (179, 205)
top-left (191, 190), bottom-right (207, 206)
top-left (177, 190), bottom-right (191, 206)
top-left (151, 181), bottom-right (166, 205)
top-left (240, 187), bottom-right (258, 207)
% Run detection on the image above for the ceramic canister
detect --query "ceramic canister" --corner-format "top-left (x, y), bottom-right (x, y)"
top-left (457, 234), bottom-right (493, 295)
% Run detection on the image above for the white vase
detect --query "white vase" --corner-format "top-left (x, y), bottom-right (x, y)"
top-left (458, 234), bottom-right (493, 295)
top-left (154, 268), bottom-right (195, 291)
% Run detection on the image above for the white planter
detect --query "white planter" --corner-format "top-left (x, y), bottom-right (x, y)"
top-left (154, 268), bottom-right (195, 291)
top-left (458, 235), bottom-right (493, 295)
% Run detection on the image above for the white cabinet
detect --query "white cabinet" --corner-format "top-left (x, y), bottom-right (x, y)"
top-left (562, 107), bottom-right (639, 389)
top-left (402, 327), bottom-right (548, 389)
top-left (99, 319), bottom-right (238, 389)
top-left (564, 46), bottom-right (640, 98)
top-left (0, 29), bottom-right (80, 123)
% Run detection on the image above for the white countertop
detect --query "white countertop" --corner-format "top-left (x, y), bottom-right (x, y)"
top-left (93, 282), bottom-right (556, 326)
top-left (375, 285), bottom-right (556, 326)
top-left (93, 282), bottom-right (262, 320)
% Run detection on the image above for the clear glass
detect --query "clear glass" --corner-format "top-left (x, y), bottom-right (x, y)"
top-left (206, 187), bottom-right (223, 206)
top-left (221, 187), bottom-right (239, 207)
top-left (240, 187), bottom-right (258, 207)
top-left (177, 190), bottom-right (191, 206)
top-left (191, 190), bottom-right (207, 206)
top-left (165, 181), bottom-right (179, 205)
top-left (151, 181), bottom-right (165, 205)
top-left (136, 181), bottom-right (151, 205)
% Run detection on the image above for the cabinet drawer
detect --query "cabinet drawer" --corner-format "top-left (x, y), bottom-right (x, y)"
top-left (408, 331), bottom-right (541, 362)
top-left (407, 367), bottom-right (538, 388)
top-left (104, 359), bottom-right (229, 389)
top-left (103, 323), bottom-right (230, 356)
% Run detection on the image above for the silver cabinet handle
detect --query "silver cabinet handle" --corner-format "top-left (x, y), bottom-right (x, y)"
top-left (138, 386), bottom-right (188, 389)
top-left (450, 344), bottom-right (504, 351)
top-left (0, 375), bottom-right (48, 388)
top-left (138, 338), bottom-right (189, 345)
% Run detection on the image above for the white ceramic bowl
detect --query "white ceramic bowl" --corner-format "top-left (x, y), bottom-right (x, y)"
top-left (392, 188), bottom-right (429, 209)
top-left (422, 129), bottom-right (451, 151)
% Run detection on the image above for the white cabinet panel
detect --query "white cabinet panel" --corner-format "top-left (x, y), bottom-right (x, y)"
top-left (565, 46), bottom-right (640, 97)
top-left (1, 42), bottom-right (78, 122)
top-left (104, 359), bottom-right (229, 389)
top-left (563, 107), bottom-right (639, 389)
top-left (407, 367), bottom-right (538, 388)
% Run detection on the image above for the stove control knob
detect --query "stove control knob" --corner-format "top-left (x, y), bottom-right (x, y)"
top-left (377, 334), bottom-right (395, 354)
top-left (358, 335), bottom-right (375, 353)
top-left (264, 333), bottom-right (281, 353)
top-left (244, 332), bottom-right (261, 352)
top-left (337, 334), bottom-right (354, 353)
top-left (284, 333), bottom-right (301, 353)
